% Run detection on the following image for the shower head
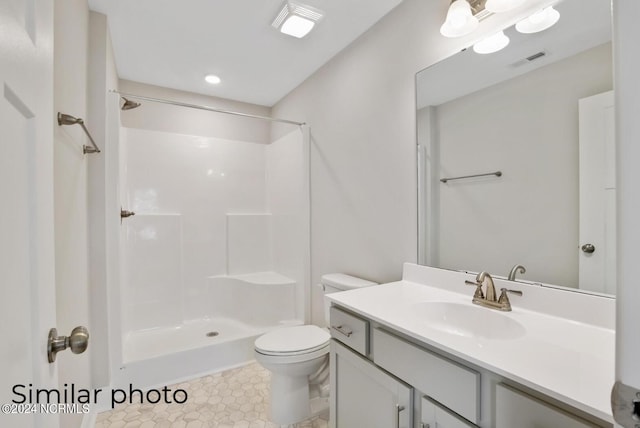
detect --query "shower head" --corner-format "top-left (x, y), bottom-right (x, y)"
top-left (121, 97), bottom-right (141, 110)
top-left (57, 112), bottom-right (83, 125)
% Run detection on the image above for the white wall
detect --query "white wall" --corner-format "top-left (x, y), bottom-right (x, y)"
top-left (267, 129), bottom-right (309, 321)
top-left (431, 43), bottom-right (612, 287)
top-left (53, 1), bottom-right (91, 426)
top-left (271, 0), bottom-right (556, 325)
top-left (54, 3), bottom-right (118, 415)
top-left (87, 10), bottom-right (119, 390)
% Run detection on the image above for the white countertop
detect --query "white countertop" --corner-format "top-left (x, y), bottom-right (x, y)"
top-left (327, 272), bottom-right (615, 423)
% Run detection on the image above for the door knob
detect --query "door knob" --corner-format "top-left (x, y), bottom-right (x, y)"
top-left (581, 243), bottom-right (596, 254)
top-left (48, 326), bottom-right (89, 363)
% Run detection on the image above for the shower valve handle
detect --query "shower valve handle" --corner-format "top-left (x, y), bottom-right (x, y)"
top-left (121, 208), bottom-right (136, 219)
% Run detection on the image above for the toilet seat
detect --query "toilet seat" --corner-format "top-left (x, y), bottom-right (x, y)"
top-left (255, 325), bottom-right (330, 358)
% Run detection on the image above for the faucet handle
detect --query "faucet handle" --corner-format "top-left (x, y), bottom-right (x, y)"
top-left (500, 288), bottom-right (523, 297)
top-left (465, 280), bottom-right (484, 299)
top-left (498, 288), bottom-right (523, 310)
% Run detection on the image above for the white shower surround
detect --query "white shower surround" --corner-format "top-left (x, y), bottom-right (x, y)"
top-left (117, 126), bottom-right (308, 385)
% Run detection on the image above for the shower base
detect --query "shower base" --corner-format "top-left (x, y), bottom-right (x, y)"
top-left (114, 317), bottom-right (301, 390)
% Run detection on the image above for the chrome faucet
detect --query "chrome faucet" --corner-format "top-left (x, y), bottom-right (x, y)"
top-left (508, 264), bottom-right (526, 281)
top-left (465, 271), bottom-right (522, 311)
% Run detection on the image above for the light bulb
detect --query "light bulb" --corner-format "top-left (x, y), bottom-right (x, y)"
top-left (473, 30), bottom-right (510, 54)
top-left (450, 13), bottom-right (467, 29)
top-left (529, 9), bottom-right (547, 24)
top-left (440, 0), bottom-right (479, 38)
top-left (515, 7), bottom-right (560, 34)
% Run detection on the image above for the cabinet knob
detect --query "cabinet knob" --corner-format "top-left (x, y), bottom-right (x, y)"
top-left (581, 243), bottom-right (595, 254)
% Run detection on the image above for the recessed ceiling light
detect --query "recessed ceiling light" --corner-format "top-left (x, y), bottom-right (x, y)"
top-left (281, 15), bottom-right (316, 38)
top-left (272, 1), bottom-right (324, 39)
top-left (205, 74), bottom-right (221, 85)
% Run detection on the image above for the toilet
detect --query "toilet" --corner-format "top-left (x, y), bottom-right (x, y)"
top-left (254, 273), bottom-right (377, 425)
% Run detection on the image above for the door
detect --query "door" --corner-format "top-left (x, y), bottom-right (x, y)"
top-left (578, 90), bottom-right (615, 294)
top-left (0, 1), bottom-right (57, 427)
top-left (330, 340), bottom-right (412, 428)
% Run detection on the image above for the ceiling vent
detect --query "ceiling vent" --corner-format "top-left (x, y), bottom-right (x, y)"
top-left (526, 51), bottom-right (547, 62)
top-left (272, 1), bottom-right (324, 38)
top-left (510, 50), bottom-right (547, 67)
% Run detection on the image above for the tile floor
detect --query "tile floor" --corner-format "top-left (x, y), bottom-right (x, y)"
top-left (94, 362), bottom-right (328, 428)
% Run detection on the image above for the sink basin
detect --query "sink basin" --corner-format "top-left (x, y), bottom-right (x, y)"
top-left (412, 301), bottom-right (526, 341)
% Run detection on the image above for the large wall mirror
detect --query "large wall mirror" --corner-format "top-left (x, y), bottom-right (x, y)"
top-left (417, 0), bottom-right (615, 296)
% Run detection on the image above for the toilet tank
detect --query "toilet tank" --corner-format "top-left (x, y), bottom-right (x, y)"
top-left (320, 273), bottom-right (377, 325)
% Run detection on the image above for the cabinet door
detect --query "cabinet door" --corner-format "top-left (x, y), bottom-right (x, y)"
top-left (495, 384), bottom-right (600, 428)
top-left (330, 340), bottom-right (412, 428)
top-left (421, 396), bottom-right (478, 428)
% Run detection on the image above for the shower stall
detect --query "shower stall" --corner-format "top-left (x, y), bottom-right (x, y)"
top-left (108, 92), bottom-right (309, 388)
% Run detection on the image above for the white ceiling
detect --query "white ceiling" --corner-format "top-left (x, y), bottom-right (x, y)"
top-left (88, 0), bottom-right (403, 107)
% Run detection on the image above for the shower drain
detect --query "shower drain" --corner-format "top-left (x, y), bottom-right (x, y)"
top-left (206, 331), bottom-right (219, 337)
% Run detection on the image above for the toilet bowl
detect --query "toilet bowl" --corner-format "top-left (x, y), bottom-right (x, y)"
top-left (254, 273), bottom-right (377, 425)
top-left (255, 325), bottom-right (330, 425)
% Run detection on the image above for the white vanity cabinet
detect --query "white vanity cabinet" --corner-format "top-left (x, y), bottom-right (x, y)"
top-left (329, 304), bottom-right (612, 428)
top-left (330, 340), bottom-right (413, 428)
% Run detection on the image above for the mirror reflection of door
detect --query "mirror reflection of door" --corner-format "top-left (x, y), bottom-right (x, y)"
top-left (578, 90), bottom-right (616, 295)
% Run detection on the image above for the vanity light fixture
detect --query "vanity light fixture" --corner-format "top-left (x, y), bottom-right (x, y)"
top-left (473, 30), bottom-right (510, 54)
top-left (439, 0), bottom-right (559, 54)
top-left (205, 74), bottom-right (221, 85)
top-left (440, 0), bottom-right (479, 38)
top-left (515, 6), bottom-right (560, 33)
top-left (272, 1), bottom-right (324, 39)
top-left (485, 0), bottom-right (527, 13)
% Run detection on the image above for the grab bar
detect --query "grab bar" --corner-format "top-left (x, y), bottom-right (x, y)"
top-left (440, 170), bottom-right (502, 183)
top-left (57, 112), bottom-right (101, 154)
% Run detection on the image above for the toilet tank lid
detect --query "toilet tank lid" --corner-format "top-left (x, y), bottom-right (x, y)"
top-left (320, 273), bottom-right (377, 290)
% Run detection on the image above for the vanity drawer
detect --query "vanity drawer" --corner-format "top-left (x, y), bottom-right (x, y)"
top-left (329, 306), bottom-right (369, 356)
top-left (373, 328), bottom-right (480, 423)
